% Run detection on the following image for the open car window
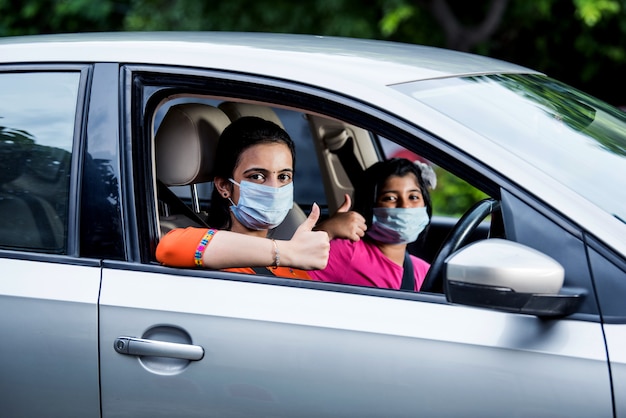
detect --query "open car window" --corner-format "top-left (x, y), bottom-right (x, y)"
top-left (131, 68), bottom-right (594, 317)
top-left (148, 93), bottom-right (499, 271)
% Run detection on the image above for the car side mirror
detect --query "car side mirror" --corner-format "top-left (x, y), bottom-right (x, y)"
top-left (444, 239), bottom-right (584, 318)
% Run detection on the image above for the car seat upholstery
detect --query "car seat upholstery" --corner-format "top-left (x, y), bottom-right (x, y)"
top-left (0, 136), bottom-right (64, 250)
top-left (155, 103), bottom-right (231, 235)
top-left (218, 101), bottom-right (307, 240)
top-left (219, 102), bottom-right (286, 128)
top-left (306, 114), bottom-right (379, 213)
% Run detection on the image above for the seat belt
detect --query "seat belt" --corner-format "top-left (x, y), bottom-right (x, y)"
top-left (157, 180), bottom-right (209, 227)
top-left (401, 251), bottom-right (414, 291)
top-left (328, 135), bottom-right (365, 191)
top-left (251, 266), bottom-right (272, 275)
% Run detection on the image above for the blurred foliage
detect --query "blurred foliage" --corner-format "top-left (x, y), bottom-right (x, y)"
top-left (0, 0), bottom-right (127, 35)
top-left (2, 0), bottom-right (623, 103)
top-left (1, 0), bottom-right (625, 215)
top-left (574, 0), bottom-right (620, 26)
top-left (431, 168), bottom-right (489, 217)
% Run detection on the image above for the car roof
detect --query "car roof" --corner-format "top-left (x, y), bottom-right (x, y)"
top-left (0, 32), bottom-right (537, 86)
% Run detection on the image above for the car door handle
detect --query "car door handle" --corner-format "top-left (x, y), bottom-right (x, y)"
top-left (114, 337), bottom-right (204, 361)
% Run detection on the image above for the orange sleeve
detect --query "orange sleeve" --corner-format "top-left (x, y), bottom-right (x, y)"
top-left (156, 227), bottom-right (211, 268)
top-left (272, 267), bottom-right (312, 280)
top-left (224, 266), bottom-right (312, 279)
top-left (223, 267), bottom-right (256, 274)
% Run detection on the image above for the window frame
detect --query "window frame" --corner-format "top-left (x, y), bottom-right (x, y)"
top-left (124, 64), bottom-right (599, 319)
top-left (0, 64), bottom-right (91, 260)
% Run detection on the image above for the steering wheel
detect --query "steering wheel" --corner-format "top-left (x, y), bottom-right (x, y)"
top-left (420, 198), bottom-right (501, 293)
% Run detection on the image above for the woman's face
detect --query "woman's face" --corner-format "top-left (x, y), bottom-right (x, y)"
top-left (376, 173), bottom-right (424, 209)
top-left (230, 142), bottom-right (293, 204)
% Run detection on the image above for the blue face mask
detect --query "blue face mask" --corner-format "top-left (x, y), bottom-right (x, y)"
top-left (367, 207), bottom-right (429, 244)
top-left (228, 179), bottom-right (293, 230)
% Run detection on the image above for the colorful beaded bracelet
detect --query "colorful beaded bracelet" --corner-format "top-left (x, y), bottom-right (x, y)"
top-left (194, 229), bottom-right (217, 267)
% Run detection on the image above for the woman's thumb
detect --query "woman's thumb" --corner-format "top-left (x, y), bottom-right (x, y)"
top-left (298, 202), bottom-right (320, 232)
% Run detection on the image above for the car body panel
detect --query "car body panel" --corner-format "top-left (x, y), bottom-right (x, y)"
top-left (0, 257), bottom-right (101, 417)
top-left (99, 266), bottom-right (612, 417)
top-left (604, 324), bottom-right (626, 416)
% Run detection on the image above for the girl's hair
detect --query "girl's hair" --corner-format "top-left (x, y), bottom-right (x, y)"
top-left (207, 116), bottom-right (295, 229)
top-left (353, 158), bottom-right (433, 228)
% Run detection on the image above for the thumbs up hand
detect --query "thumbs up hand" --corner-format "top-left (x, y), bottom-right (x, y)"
top-left (284, 203), bottom-right (330, 270)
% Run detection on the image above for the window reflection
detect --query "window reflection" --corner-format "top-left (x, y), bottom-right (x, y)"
top-left (394, 74), bottom-right (626, 220)
top-left (0, 72), bottom-right (79, 252)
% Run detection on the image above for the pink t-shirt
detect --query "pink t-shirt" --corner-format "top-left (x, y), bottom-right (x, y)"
top-left (309, 239), bottom-right (430, 291)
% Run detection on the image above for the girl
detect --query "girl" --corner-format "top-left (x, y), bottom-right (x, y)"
top-left (309, 158), bottom-right (433, 291)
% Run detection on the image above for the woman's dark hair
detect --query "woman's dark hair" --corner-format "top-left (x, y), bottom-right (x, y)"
top-left (353, 158), bottom-right (433, 229)
top-left (207, 116), bottom-right (295, 229)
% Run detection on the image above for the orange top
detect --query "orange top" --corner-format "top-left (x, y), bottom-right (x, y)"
top-left (156, 227), bottom-right (312, 279)
top-left (156, 227), bottom-right (208, 267)
top-left (224, 266), bottom-right (312, 279)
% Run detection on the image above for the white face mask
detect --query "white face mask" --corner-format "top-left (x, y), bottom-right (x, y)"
top-left (367, 206), bottom-right (429, 244)
top-left (228, 179), bottom-right (293, 230)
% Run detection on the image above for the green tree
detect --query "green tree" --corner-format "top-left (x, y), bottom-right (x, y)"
top-left (3, 0), bottom-right (625, 106)
top-left (0, 0), bottom-right (128, 36)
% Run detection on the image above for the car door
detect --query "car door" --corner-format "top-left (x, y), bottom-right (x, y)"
top-left (98, 266), bottom-right (611, 417)
top-left (0, 68), bottom-right (101, 417)
top-left (588, 239), bottom-right (626, 417)
top-left (98, 68), bottom-right (613, 417)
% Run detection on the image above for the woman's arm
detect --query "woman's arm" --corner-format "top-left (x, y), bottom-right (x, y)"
top-left (156, 203), bottom-right (330, 270)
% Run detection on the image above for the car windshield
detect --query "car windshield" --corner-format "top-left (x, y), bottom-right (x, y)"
top-left (394, 74), bottom-right (626, 223)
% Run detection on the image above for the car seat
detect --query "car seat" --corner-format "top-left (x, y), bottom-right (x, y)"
top-left (155, 103), bottom-right (231, 235)
top-left (306, 114), bottom-right (379, 214)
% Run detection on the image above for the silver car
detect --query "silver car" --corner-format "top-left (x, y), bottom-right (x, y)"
top-left (0, 32), bottom-right (625, 417)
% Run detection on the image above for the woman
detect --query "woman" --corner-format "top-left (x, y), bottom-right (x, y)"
top-left (156, 116), bottom-right (330, 277)
top-left (309, 158), bottom-right (433, 291)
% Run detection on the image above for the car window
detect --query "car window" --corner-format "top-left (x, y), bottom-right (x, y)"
top-left (0, 71), bottom-right (77, 253)
top-left (149, 91), bottom-right (498, 265)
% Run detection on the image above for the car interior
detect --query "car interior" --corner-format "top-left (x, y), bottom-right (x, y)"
top-left (151, 95), bottom-right (495, 290)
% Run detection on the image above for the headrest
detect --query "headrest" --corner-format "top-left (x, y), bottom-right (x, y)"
top-left (218, 102), bottom-right (284, 128)
top-left (155, 104), bottom-right (231, 186)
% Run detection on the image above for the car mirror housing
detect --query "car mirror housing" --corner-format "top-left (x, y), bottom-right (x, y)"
top-left (444, 239), bottom-right (584, 317)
